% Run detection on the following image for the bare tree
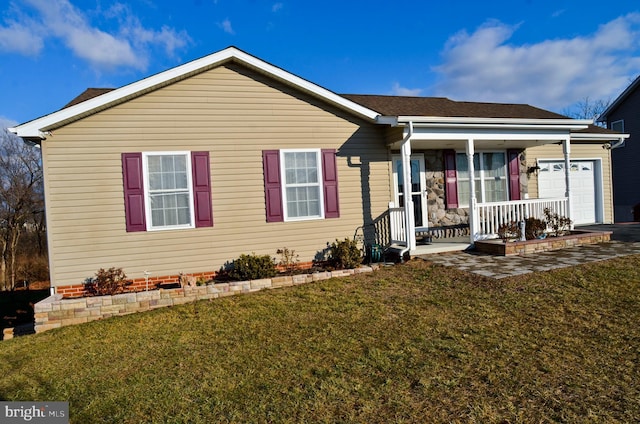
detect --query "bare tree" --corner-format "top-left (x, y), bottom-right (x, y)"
top-left (563, 97), bottom-right (611, 125)
top-left (0, 129), bottom-right (44, 290)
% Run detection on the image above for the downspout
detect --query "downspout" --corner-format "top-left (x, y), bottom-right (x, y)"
top-left (562, 137), bottom-right (573, 229)
top-left (398, 121), bottom-right (414, 260)
top-left (608, 137), bottom-right (625, 149)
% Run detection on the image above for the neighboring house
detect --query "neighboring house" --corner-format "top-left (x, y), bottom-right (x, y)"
top-left (598, 75), bottom-right (640, 222)
top-left (9, 47), bottom-right (626, 297)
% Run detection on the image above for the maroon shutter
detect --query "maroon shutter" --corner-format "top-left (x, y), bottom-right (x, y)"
top-left (507, 150), bottom-right (521, 201)
top-left (443, 149), bottom-right (459, 209)
top-left (263, 150), bottom-right (284, 222)
top-left (321, 149), bottom-right (340, 219)
top-left (191, 151), bottom-right (213, 228)
top-left (121, 153), bottom-right (147, 232)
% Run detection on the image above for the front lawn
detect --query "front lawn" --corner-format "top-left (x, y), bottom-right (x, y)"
top-left (0, 256), bottom-right (638, 423)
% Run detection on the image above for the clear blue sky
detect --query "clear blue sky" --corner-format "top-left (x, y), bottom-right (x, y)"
top-left (1, 0), bottom-right (639, 128)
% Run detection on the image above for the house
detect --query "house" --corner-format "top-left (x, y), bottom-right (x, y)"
top-left (598, 74), bottom-right (640, 222)
top-left (9, 47), bottom-right (626, 297)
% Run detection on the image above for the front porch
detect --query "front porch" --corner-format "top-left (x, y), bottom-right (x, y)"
top-left (381, 197), bottom-right (570, 256)
top-left (379, 113), bottom-right (595, 257)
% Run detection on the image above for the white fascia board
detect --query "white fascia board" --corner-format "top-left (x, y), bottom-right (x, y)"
top-left (571, 132), bottom-right (630, 141)
top-left (408, 130), bottom-right (572, 142)
top-left (396, 115), bottom-right (591, 131)
top-left (10, 46), bottom-right (379, 139)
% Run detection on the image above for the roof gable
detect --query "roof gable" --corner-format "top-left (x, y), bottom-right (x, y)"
top-left (599, 74), bottom-right (640, 121)
top-left (9, 47), bottom-right (379, 139)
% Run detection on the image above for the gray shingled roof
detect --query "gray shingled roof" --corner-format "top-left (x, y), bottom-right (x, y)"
top-left (62, 88), bottom-right (115, 109)
top-left (341, 94), bottom-right (570, 120)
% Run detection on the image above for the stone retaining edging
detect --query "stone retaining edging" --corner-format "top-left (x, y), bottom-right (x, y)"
top-left (34, 266), bottom-right (377, 334)
top-left (474, 230), bottom-right (612, 256)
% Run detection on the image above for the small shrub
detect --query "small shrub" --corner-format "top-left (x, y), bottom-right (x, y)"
top-left (524, 217), bottom-right (547, 240)
top-left (497, 221), bottom-right (520, 241)
top-left (84, 267), bottom-right (131, 296)
top-left (328, 238), bottom-right (362, 269)
top-left (277, 247), bottom-right (300, 274)
top-left (544, 208), bottom-right (572, 237)
top-left (228, 253), bottom-right (277, 281)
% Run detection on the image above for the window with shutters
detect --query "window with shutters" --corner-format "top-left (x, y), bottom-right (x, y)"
top-left (262, 149), bottom-right (339, 223)
top-left (122, 151), bottom-right (213, 232)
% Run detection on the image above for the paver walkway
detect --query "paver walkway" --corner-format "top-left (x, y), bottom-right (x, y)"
top-left (417, 241), bottom-right (640, 279)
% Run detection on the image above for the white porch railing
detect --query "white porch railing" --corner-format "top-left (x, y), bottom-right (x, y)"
top-left (477, 197), bottom-right (568, 237)
top-left (384, 198), bottom-right (569, 245)
top-left (389, 207), bottom-right (406, 245)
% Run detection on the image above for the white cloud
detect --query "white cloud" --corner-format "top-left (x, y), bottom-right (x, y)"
top-left (433, 13), bottom-right (640, 111)
top-left (390, 82), bottom-right (422, 97)
top-left (219, 18), bottom-right (235, 35)
top-left (0, 22), bottom-right (44, 56)
top-left (272, 3), bottom-right (284, 13)
top-left (0, 0), bottom-right (191, 71)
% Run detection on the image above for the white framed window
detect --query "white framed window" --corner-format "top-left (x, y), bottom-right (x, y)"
top-left (280, 149), bottom-right (324, 221)
top-left (143, 151), bottom-right (195, 230)
top-left (611, 120), bottom-right (624, 133)
top-left (456, 151), bottom-right (508, 206)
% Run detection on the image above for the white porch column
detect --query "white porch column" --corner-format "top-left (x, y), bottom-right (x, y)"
top-left (401, 123), bottom-right (416, 250)
top-left (466, 138), bottom-right (478, 242)
top-left (562, 137), bottom-right (573, 229)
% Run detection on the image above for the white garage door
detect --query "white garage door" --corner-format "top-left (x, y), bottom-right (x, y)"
top-left (538, 160), bottom-right (597, 225)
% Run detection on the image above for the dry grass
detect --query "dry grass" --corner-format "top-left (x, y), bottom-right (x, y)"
top-left (0, 255), bottom-right (638, 423)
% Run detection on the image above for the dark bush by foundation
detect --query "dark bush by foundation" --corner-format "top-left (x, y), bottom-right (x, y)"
top-left (228, 253), bottom-right (277, 281)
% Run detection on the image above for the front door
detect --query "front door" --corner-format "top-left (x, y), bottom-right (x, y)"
top-left (393, 155), bottom-right (428, 230)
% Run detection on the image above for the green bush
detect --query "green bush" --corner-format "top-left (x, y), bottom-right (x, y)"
top-left (84, 267), bottom-right (131, 296)
top-left (229, 253), bottom-right (277, 281)
top-left (328, 238), bottom-right (362, 269)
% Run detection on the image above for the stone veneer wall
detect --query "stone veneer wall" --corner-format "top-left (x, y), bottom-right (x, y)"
top-left (421, 149), bottom-right (528, 228)
top-left (34, 266), bottom-right (376, 333)
top-left (423, 150), bottom-right (468, 227)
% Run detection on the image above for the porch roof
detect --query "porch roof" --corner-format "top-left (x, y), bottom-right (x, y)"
top-left (342, 94), bottom-right (630, 149)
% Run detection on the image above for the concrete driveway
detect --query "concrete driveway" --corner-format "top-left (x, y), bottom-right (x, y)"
top-left (577, 223), bottom-right (640, 242)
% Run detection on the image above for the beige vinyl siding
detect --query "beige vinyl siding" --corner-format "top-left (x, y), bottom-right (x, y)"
top-left (525, 143), bottom-right (613, 223)
top-left (43, 64), bottom-right (392, 286)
